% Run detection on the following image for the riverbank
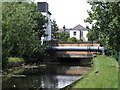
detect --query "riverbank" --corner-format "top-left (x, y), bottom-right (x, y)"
top-left (2, 61), bottom-right (91, 89)
top-left (2, 64), bottom-right (47, 77)
top-left (2, 57), bottom-right (46, 75)
top-left (63, 55), bottom-right (118, 89)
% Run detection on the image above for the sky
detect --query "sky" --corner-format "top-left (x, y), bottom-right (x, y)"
top-left (34, 0), bottom-right (91, 29)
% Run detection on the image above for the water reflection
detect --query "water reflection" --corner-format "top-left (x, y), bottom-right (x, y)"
top-left (41, 75), bottom-right (81, 88)
top-left (2, 60), bottom-right (91, 89)
top-left (2, 74), bottom-right (81, 89)
top-left (2, 75), bottom-right (42, 89)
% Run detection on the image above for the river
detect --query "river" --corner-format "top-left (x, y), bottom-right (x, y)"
top-left (2, 59), bottom-right (91, 89)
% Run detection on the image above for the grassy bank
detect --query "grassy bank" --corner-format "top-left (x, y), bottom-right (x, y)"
top-left (2, 57), bottom-right (43, 75)
top-left (64, 55), bottom-right (118, 88)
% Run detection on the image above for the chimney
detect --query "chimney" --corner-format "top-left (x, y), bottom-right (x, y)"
top-left (37, 2), bottom-right (48, 13)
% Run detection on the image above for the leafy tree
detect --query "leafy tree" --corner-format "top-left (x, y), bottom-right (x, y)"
top-left (87, 28), bottom-right (99, 42)
top-left (67, 37), bottom-right (78, 42)
top-left (51, 19), bottom-right (59, 40)
top-left (0, 2), bottom-right (2, 68)
top-left (2, 2), bottom-right (47, 68)
top-left (58, 32), bottom-right (69, 42)
top-left (85, 2), bottom-right (120, 57)
top-left (67, 37), bottom-right (83, 42)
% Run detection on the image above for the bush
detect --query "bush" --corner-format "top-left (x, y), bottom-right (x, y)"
top-left (67, 37), bottom-right (78, 42)
top-left (8, 57), bottom-right (24, 67)
top-left (8, 57), bottom-right (24, 63)
top-left (67, 37), bottom-right (83, 42)
top-left (58, 32), bottom-right (69, 42)
top-left (78, 39), bottom-right (84, 42)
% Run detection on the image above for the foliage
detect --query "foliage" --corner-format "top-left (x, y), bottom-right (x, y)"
top-left (10, 69), bottom-right (24, 75)
top-left (51, 19), bottom-right (59, 40)
top-left (67, 37), bottom-right (83, 42)
top-left (2, 2), bottom-right (47, 68)
top-left (58, 32), bottom-right (69, 42)
top-left (8, 57), bottom-right (24, 63)
top-left (78, 39), bottom-right (83, 42)
top-left (85, 2), bottom-right (120, 57)
top-left (7, 57), bottom-right (24, 68)
top-left (0, 15), bottom-right (1, 76)
top-left (67, 37), bottom-right (78, 42)
top-left (87, 29), bottom-right (99, 41)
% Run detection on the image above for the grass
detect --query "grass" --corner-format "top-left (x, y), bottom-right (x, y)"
top-left (66, 55), bottom-right (118, 88)
top-left (8, 57), bottom-right (24, 63)
top-left (10, 69), bottom-right (24, 75)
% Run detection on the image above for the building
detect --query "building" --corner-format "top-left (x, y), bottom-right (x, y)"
top-left (64, 24), bottom-right (88, 41)
top-left (37, 2), bottom-right (52, 41)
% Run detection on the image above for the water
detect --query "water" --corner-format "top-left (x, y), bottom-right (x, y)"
top-left (2, 60), bottom-right (91, 89)
top-left (2, 74), bottom-right (81, 89)
top-left (41, 75), bottom-right (81, 88)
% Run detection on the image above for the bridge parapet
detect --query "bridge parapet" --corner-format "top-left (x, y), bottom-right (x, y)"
top-left (54, 42), bottom-right (101, 47)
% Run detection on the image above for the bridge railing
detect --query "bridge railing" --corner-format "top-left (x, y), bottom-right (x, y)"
top-left (54, 42), bottom-right (100, 47)
top-left (47, 42), bottom-right (104, 59)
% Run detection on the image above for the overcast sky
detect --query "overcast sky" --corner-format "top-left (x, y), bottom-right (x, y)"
top-left (34, 0), bottom-right (91, 28)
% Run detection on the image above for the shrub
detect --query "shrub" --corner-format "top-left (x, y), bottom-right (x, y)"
top-left (67, 37), bottom-right (78, 42)
top-left (67, 37), bottom-right (84, 42)
top-left (8, 57), bottom-right (24, 63)
top-left (8, 57), bottom-right (24, 67)
top-left (78, 39), bottom-right (84, 42)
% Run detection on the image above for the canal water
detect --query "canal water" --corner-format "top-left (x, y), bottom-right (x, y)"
top-left (2, 59), bottom-right (91, 89)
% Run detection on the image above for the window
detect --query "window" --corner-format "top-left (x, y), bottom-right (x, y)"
top-left (73, 31), bottom-right (76, 36)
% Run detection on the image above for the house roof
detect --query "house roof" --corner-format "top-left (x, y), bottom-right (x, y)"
top-left (59, 24), bottom-right (88, 32)
top-left (72, 24), bottom-right (87, 31)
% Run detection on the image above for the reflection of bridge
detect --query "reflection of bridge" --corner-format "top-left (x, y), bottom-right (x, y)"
top-left (48, 42), bottom-right (104, 59)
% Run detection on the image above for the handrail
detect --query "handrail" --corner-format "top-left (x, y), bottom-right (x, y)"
top-left (47, 46), bottom-right (105, 55)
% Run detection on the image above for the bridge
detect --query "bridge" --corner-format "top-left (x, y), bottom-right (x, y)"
top-left (47, 42), bottom-right (104, 59)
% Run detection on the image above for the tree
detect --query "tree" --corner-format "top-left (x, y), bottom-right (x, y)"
top-left (2, 2), bottom-right (47, 68)
top-left (85, 2), bottom-right (120, 57)
top-left (67, 37), bottom-right (83, 42)
top-left (67, 37), bottom-right (78, 42)
top-left (87, 28), bottom-right (99, 42)
top-left (58, 32), bottom-right (69, 42)
top-left (51, 19), bottom-right (59, 40)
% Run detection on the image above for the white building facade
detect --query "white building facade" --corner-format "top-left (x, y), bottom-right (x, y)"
top-left (65, 24), bottom-right (88, 41)
top-left (70, 30), bottom-right (81, 40)
top-left (37, 2), bottom-right (52, 41)
top-left (82, 30), bottom-right (88, 41)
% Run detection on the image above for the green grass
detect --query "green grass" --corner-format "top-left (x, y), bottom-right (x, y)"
top-left (11, 69), bottom-right (24, 74)
top-left (70, 55), bottom-right (118, 88)
top-left (8, 57), bottom-right (24, 63)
